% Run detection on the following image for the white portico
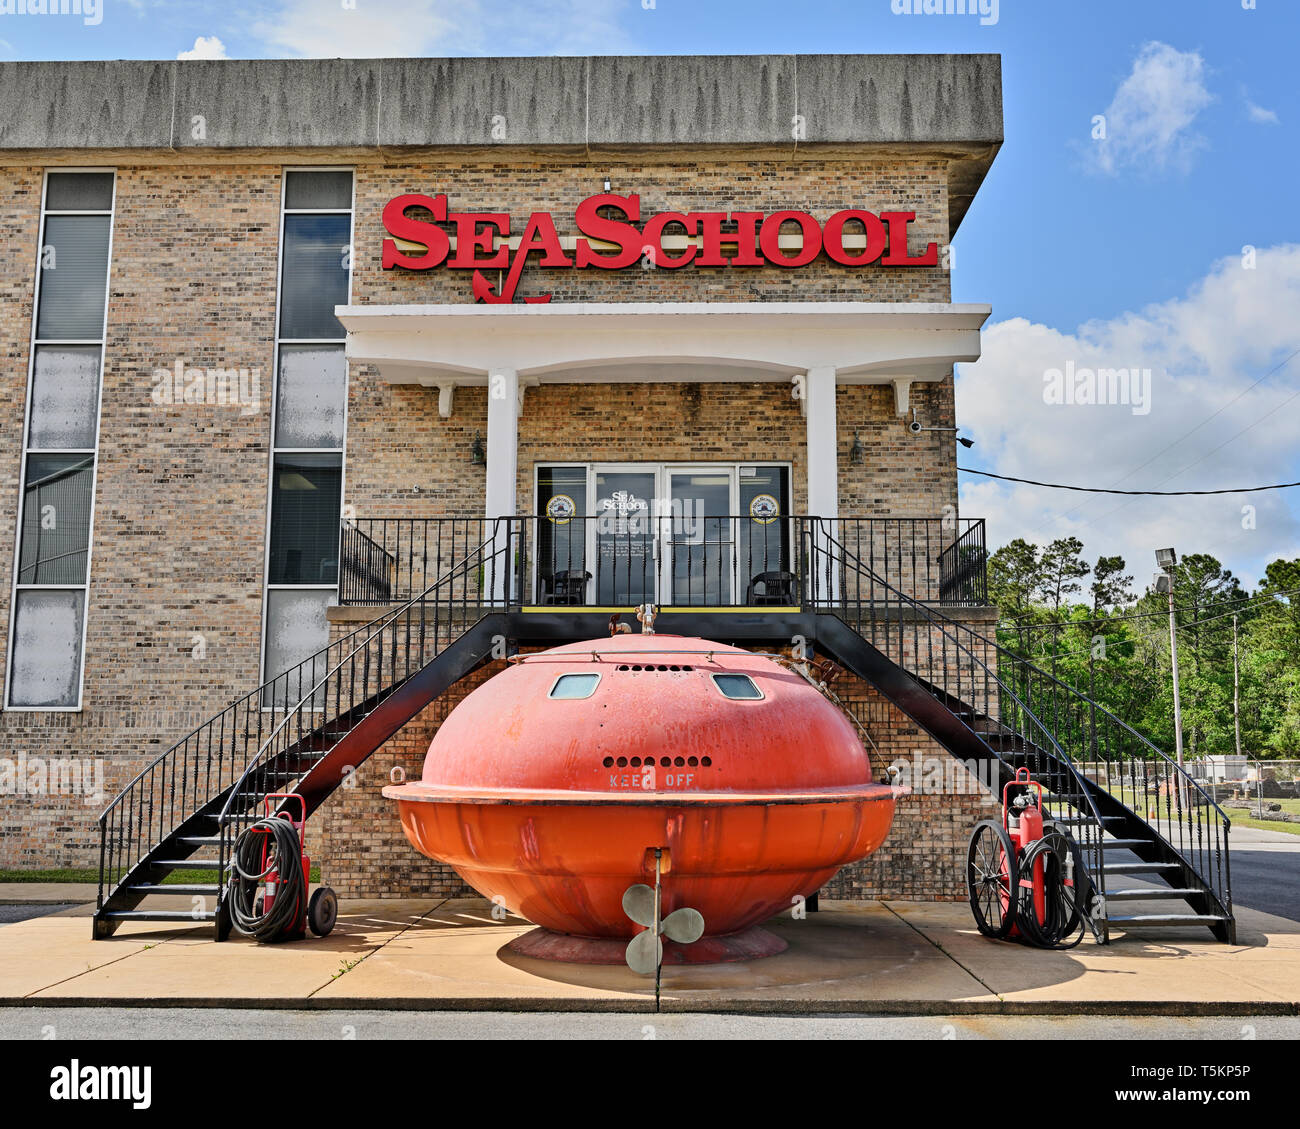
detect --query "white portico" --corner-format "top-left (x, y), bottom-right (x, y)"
top-left (336, 300), bottom-right (990, 524)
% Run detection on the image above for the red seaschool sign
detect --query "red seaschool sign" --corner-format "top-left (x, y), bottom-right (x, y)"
top-left (381, 192), bottom-right (939, 303)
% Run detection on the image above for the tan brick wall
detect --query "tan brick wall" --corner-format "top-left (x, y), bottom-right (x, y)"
top-left (0, 150), bottom-right (969, 881)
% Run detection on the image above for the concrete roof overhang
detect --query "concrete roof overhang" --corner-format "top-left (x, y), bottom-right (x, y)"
top-left (337, 300), bottom-right (990, 412)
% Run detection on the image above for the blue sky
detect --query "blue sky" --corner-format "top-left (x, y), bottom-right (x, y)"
top-left (6, 0), bottom-right (1299, 585)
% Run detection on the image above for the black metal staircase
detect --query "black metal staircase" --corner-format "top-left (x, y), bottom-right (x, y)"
top-left (805, 519), bottom-right (1234, 943)
top-left (94, 520), bottom-right (516, 938)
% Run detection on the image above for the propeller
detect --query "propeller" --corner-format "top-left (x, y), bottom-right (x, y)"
top-left (621, 882), bottom-right (705, 975)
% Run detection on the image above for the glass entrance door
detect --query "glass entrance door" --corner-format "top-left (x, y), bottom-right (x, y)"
top-left (592, 468), bottom-right (656, 605)
top-left (665, 469), bottom-right (735, 605)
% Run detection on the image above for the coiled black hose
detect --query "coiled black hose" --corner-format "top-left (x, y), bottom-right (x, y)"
top-left (1013, 830), bottom-right (1093, 950)
top-left (227, 816), bottom-right (306, 943)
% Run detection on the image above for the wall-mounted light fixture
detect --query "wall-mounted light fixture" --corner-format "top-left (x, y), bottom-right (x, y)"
top-left (848, 430), bottom-right (865, 464)
top-left (471, 432), bottom-right (485, 465)
top-left (603, 176), bottom-right (612, 192)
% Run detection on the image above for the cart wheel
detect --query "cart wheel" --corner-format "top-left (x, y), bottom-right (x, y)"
top-left (308, 887), bottom-right (338, 937)
top-left (967, 820), bottom-right (1018, 939)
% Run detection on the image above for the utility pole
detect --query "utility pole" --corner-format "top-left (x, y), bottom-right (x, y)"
top-left (1233, 615), bottom-right (1242, 759)
top-left (1155, 549), bottom-right (1184, 771)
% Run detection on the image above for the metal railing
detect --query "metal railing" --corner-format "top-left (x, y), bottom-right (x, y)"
top-left (804, 518), bottom-right (1232, 929)
top-left (340, 514), bottom-right (988, 609)
top-left (96, 518), bottom-right (517, 915)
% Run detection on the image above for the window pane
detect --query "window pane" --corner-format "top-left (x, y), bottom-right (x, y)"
top-left (537, 466), bottom-right (588, 596)
top-left (29, 346), bottom-right (100, 449)
top-left (275, 345), bottom-right (346, 448)
top-left (713, 674), bottom-right (762, 700)
top-left (8, 589), bottom-right (85, 707)
top-left (267, 453), bottom-right (341, 584)
top-left (284, 170), bottom-right (352, 210)
top-left (19, 454), bottom-right (94, 584)
top-left (36, 215), bottom-right (111, 341)
top-left (45, 172), bottom-right (114, 212)
top-left (279, 213), bottom-right (350, 340)
top-left (262, 588), bottom-right (333, 708)
top-left (549, 673), bottom-right (600, 699)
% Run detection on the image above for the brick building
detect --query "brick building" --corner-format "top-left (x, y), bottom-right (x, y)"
top-left (0, 54), bottom-right (1006, 912)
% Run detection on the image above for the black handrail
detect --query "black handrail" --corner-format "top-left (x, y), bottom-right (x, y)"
top-left (340, 514), bottom-right (988, 608)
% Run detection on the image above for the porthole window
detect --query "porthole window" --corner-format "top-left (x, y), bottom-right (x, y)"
top-left (549, 672), bottom-right (601, 699)
top-left (711, 673), bottom-right (763, 701)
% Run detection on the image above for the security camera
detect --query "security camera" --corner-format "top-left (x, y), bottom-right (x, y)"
top-left (907, 418), bottom-right (923, 434)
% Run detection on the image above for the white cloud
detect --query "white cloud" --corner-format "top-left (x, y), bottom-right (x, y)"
top-left (1246, 101), bottom-right (1279, 125)
top-left (255, 0), bottom-right (635, 60)
top-left (1090, 42), bottom-right (1214, 176)
top-left (955, 245), bottom-right (1300, 588)
top-left (178, 36), bottom-right (229, 61)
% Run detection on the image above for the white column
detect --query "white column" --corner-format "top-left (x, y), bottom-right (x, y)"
top-left (806, 366), bottom-right (839, 519)
top-left (805, 366), bottom-right (839, 603)
top-left (484, 368), bottom-right (518, 520)
top-left (485, 368), bottom-right (519, 604)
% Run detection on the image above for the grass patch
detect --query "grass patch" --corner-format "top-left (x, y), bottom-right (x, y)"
top-left (0, 866), bottom-right (321, 884)
top-left (1228, 813), bottom-right (1300, 835)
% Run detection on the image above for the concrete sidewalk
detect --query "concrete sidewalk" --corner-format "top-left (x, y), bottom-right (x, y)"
top-left (1, 896), bottom-right (1298, 1015)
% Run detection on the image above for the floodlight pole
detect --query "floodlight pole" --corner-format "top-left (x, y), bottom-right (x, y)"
top-left (1166, 578), bottom-right (1185, 771)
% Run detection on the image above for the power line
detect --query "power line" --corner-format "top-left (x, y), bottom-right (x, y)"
top-left (958, 467), bottom-right (1300, 495)
top-left (1057, 345), bottom-right (1300, 521)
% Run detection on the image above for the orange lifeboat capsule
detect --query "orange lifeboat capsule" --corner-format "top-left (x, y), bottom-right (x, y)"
top-left (384, 634), bottom-right (907, 962)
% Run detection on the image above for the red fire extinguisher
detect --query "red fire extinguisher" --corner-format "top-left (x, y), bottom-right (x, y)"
top-left (966, 768), bottom-right (1094, 948)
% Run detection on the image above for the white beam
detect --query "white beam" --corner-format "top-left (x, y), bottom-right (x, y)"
top-left (438, 384), bottom-right (454, 418)
top-left (892, 377), bottom-right (912, 416)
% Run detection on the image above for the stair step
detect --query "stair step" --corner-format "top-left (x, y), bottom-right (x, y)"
top-left (153, 858), bottom-right (221, 869)
top-left (1100, 839), bottom-right (1152, 850)
top-left (100, 909), bottom-right (217, 922)
top-left (177, 835), bottom-right (221, 847)
top-left (1107, 914), bottom-right (1228, 927)
top-left (127, 883), bottom-right (221, 896)
top-left (1049, 814), bottom-right (1125, 825)
top-left (1103, 861), bottom-right (1182, 874)
top-left (1104, 888), bottom-right (1190, 901)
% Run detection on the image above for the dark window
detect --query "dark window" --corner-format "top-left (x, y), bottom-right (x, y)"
top-left (44, 172), bottom-right (114, 212)
top-left (284, 170), bottom-right (353, 210)
top-left (279, 213), bottom-right (350, 340)
top-left (35, 215), bottom-right (111, 340)
top-left (18, 453), bottom-right (94, 585)
top-left (267, 453), bottom-right (342, 584)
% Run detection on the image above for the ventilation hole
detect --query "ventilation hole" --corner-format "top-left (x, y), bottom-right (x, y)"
top-left (618, 664), bottom-right (630, 671)
top-left (660, 757), bottom-right (671, 767)
top-left (630, 757), bottom-right (641, 767)
top-left (632, 664), bottom-right (643, 672)
top-left (603, 757), bottom-right (614, 767)
top-left (674, 756), bottom-right (685, 767)
top-left (657, 665), bottom-right (668, 671)
top-left (617, 756), bottom-right (628, 768)
top-left (682, 665), bottom-right (694, 672)
top-left (669, 665), bottom-right (680, 672)
top-left (688, 756), bottom-right (698, 767)
top-left (701, 756), bottom-right (712, 767)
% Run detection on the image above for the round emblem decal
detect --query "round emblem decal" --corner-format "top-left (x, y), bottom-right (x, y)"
top-left (749, 494), bottom-right (779, 524)
top-left (546, 493), bottom-right (577, 524)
